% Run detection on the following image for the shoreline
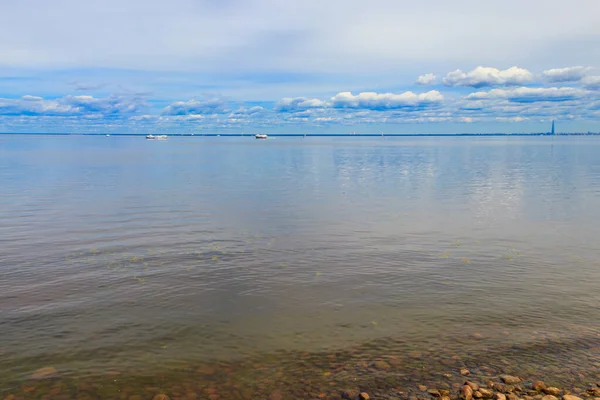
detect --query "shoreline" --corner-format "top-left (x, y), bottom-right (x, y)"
top-left (3, 332), bottom-right (600, 400)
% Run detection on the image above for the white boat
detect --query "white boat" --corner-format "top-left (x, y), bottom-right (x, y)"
top-left (146, 134), bottom-right (168, 140)
top-left (255, 133), bottom-right (268, 139)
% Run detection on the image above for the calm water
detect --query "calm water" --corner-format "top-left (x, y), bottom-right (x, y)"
top-left (1, 135), bottom-right (600, 395)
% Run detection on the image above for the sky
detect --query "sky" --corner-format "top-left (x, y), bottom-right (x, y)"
top-left (1, 0), bottom-right (600, 134)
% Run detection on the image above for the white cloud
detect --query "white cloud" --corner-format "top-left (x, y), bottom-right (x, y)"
top-left (162, 98), bottom-right (227, 115)
top-left (0, 94), bottom-right (145, 116)
top-left (542, 66), bottom-right (595, 82)
top-left (330, 90), bottom-right (443, 109)
top-left (496, 116), bottom-right (529, 122)
top-left (443, 66), bottom-right (534, 87)
top-left (581, 76), bottom-right (600, 90)
top-left (465, 87), bottom-right (588, 102)
top-left (416, 73), bottom-right (437, 85)
top-left (274, 97), bottom-right (327, 112)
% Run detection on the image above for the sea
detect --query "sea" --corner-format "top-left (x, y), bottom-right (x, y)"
top-left (1, 135), bottom-right (600, 399)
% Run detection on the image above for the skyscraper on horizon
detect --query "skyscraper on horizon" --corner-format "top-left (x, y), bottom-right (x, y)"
top-left (551, 120), bottom-right (555, 135)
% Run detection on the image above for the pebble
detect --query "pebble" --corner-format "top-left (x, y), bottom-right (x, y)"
top-left (3, 395), bottom-right (15, 400)
top-left (474, 391), bottom-right (484, 399)
top-left (342, 389), bottom-right (359, 399)
top-left (507, 394), bottom-right (520, 400)
top-left (419, 385), bottom-right (428, 391)
top-left (533, 383), bottom-right (547, 392)
top-left (545, 388), bottom-right (562, 396)
top-left (542, 396), bottom-right (558, 400)
top-left (479, 388), bottom-right (494, 398)
top-left (373, 360), bottom-right (391, 370)
top-left (359, 393), bottom-right (370, 400)
top-left (460, 385), bottom-right (474, 400)
top-left (494, 394), bottom-right (507, 400)
top-left (461, 368), bottom-right (471, 376)
top-left (563, 396), bottom-right (583, 400)
top-left (153, 395), bottom-right (171, 400)
top-left (429, 389), bottom-right (441, 397)
top-left (501, 376), bottom-right (522, 385)
top-left (466, 382), bottom-right (480, 392)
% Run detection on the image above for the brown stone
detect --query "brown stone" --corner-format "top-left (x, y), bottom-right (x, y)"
top-left (342, 390), bottom-right (359, 400)
top-left (429, 390), bottom-right (441, 397)
top-left (494, 394), bottom-right (507, 400)
top-left (128, 396), bottom-right (142, 400)
top-left (545, 389), bottom-right (561, 397)
top-left (461, 368), bottom-right (471, 376)
top-left (3, 395), bottom-right (15, 400)
top-left (441, 390), bottom-right (451, 396)
top-left (419, 386), bottom-right (428, 392)
top-left (153, 395), bottom-right (171, 400)
top-left (373, 360), bottom-right (391, 370)
top-left (533, 383), bottom-right (547, 392)
top-left (507, 394), bottom-right (520, 400)
top-left (542, 396), bottom-right (558, 400)
top-left (359, 393), bottom-right (370, 400)
top-left (466, 382), bottom-right (480, 392)
top-left (460, 385), bottom-right (474, 400)
top-left (563, 396), bottom-right (582, 400)
top-left (501, 376), bottom-right (522, 385)
top-left (587, 390), bottom-right (600, 397)
top-left (497, 384), bottom-right (516, 394)
top-left (441, 397), bottom-right (452, 400)
top-left (475, 392), bottom-right (484, 399)
top-left (479, 389), bottom-right (495, 398)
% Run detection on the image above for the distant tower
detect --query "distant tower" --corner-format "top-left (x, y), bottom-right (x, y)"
top-left (551, 120), bottom-right (555, 135)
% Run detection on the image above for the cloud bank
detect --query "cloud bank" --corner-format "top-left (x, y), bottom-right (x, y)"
top-left (443, 67), bottom-right (534, 87)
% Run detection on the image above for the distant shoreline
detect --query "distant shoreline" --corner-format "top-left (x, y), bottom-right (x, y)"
top-left (1, 133), bottom-right (599, 137)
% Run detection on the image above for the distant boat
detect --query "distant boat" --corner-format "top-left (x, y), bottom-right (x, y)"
top-left (106, 134), bottom-right (110, 137)
top-left (255, 133), bottom-right (268, 139)
top-left (146, 134), bottom-right (167, 140)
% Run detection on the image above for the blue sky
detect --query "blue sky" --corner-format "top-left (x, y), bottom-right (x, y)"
top-left (1, 0), bottom-right (600, 134)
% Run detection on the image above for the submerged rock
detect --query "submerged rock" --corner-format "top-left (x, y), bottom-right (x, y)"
top-left (372, 360), bottom-right (391, 370)
top-left (342, 389), bottom-right (359, 400)
top-left (466, 382), bottom-right (480, 392)
top-left (545, 388), bottom-right (562, 396)
top-left (479, 389), bottom-right (495, 398)
top-left (494, 394), bottom-right (507, 400)
top-left (31, 366), bottom-right (58, 380)
top-left (419, 385), bottom-right (428, 391)
top-left (429, 389), bottom-right (442, 397)
top-left (359, 393), bottom-right (370, 400)
top-left (501, 376), bottom-right (522, 385)
top-left (461, 368), bottom-right (471, 376)
top-left (542, 396), bottom-right (558, 400)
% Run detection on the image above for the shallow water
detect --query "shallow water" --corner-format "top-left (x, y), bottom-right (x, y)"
top-left (1, 135), bottom-right (600, 396)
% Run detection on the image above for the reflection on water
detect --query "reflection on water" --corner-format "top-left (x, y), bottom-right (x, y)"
top-left (1, 135), bottom-right (600, 394)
